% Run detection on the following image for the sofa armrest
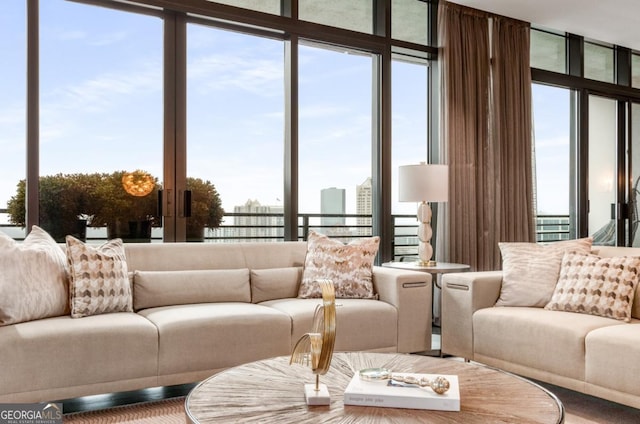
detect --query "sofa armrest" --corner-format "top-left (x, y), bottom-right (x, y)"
top-left (441, 271), bottom-right (503, 359)
top-left (372, 266), bottom-right (432, 353)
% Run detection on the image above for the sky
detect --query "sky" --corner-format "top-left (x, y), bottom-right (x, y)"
top-left (0, 0), bottom-right (570, 229)
top-left (531, 84), bottom-right (571, 215)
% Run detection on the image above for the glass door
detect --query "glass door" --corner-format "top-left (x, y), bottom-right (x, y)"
top-left (298, 42), bottom-right (373, 241)
top-left (630, 102), bottom-right (640, 246)
top-left (586, 93), bottom-right (640, 247)
top-left (588, 94), bottom-right (618, 245)
top-left (186, 20), bottom-right (285, 243)
top-left (39, 0), bottom-right (163, 243)
top-left (532, 83), bottom-right (576, 242)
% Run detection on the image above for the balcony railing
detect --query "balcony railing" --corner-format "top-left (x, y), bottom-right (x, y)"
top-left (536, 215), bottom-right (571, 242)
top-left (0, 208), bottom-right (570, 259)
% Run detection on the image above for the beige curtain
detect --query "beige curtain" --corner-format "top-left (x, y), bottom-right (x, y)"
top-left (491, 16), bottom-right (536, 246)
top-left (438, 1), bottom-right (535, 271)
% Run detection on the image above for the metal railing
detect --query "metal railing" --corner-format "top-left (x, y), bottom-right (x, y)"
top-left (535, 215), bottom-right (571, 242)
top-left (0, 208), bottom-right (571, 257)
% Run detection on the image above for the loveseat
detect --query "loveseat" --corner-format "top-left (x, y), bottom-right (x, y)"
top-left (0, 230), bottom-right (432, 403)
top-left (442, 243), bottom-right (640, 409)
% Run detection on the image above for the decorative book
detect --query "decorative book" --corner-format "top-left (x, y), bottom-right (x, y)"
top-left (343, 372), bottom-right (461, 411)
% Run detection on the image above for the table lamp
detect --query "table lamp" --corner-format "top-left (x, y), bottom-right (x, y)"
top-left (399, 162), bottom-right (449, 266)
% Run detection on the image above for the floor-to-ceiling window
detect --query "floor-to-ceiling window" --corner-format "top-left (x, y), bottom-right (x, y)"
top-left (1, 1), bottom-right (27, 240)
top-left (187, 22), bottom-right (284, 241)
top-left (587, 94), bottom-right (618, 245)
top-left (5, 0), bottom-right (437, 262)
top-left (391, 57), bottom-right (429, 258)
top-left (532, 83), bottom-right (575, 242)
top-left (298, 43), bottom-right (373, 240)
top-left (38, 0), bottom-right (163, 242)
top-left (631, 103), bottom-right (640, 246)
top-left (531, 26), bottom-right (640, 246)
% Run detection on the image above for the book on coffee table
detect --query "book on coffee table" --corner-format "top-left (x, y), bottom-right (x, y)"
top-left (343, 372), bottom-right (460, 411)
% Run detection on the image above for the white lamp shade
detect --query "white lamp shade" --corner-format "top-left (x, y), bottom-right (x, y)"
top-left (398, 163), bottom-right (449, 203)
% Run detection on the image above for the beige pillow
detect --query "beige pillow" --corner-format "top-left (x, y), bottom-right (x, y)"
top-left (545, 252), bottom-right (640, 322)
top-left (496, 237), bottom-right (593, 307)
top-left (0, 226), bottom-right (69, 325)
top-left (298, 230), bottom-right (379, 299)
top-left (133, 269), bottom-right (251, 310)
top-left (251, 267), bottom-right (302, 303)
top-left (66, 236), bottom-right (133, 318)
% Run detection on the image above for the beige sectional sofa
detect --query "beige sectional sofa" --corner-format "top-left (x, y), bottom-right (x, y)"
top-left (442, 245), bottom-right (640, 409)
top-left (0, 241), bottom-right (432, 403)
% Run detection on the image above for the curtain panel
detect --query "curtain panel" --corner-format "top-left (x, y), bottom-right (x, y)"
top-left (438, 1), bottom-right (535, 271)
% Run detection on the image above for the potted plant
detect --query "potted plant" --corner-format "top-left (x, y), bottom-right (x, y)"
top-left (90, 170), bottom-right (161, 243)
top-left (6, 173), bottom-right (96, 242)
top-left (186, 177), bottom-right (224, 242)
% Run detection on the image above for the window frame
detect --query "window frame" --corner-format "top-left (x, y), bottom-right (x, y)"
top-left (20, 0), bottom-right (439, 263)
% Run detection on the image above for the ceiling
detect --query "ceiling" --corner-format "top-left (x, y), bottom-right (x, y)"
top-left (447, 0), bottom-right (640, 52)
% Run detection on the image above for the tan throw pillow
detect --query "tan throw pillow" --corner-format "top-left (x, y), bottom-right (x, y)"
top-left (298, 230), bottom-right (380, 299)
top-left (545, 252), bottom-right (640, 322)
top-left (133, 269), bottom-right (251, 310)
top-left (496, 237), bottom-right (593, 307)
top-left (66, 236), bottom-right (133, 318)
top-left (0, 226), bottom-right (69, 326)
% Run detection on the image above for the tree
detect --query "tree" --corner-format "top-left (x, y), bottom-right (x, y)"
top-left (6, 173), bottom-right (99, 242)
top-left (7, 172), bottom-right (225, 243)
top-left (186, 177), bottom-right (225, 241)
top-left (90, 170), bottom-right (161, 242)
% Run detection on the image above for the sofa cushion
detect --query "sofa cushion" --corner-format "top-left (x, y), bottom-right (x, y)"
top-left (545, 252), bottom-right (640, 322)
top-left (250, 267), bottom-right (302, 303)
top-left (585, 322), bottom-right (640, 397)
top-left (240, 242), bottom-right (307, 269)
top-left (299, 230), bottom-right (380, 299)
top-left (262, 298), bottom-right (398, 352)
top-left (0, 313), bottom-right (158, 397)
top-left (496, 237), bottom-right (593, 307)
top-left (124, 242), bottom-right (248, 271)
top-left (0, 226), bottom-right (68, 326)
top-left (133, 269), bottom-right (251, 311)
top-left (473, 307), bottom-right (623, 381)
top-left (138, 303), bottom-right (291, 377)
top-left (66, 236), bottom-right (133, 318)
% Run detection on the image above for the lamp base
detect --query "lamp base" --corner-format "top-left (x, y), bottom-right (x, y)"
top-left (417, 260), bottom-right (437, 267)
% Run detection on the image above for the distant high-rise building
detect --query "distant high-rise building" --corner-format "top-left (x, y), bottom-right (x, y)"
top-left (231, 199), bottom-right (284, 242)
top-left (356, 177), bottom-right (372, 235)
top-left (321, 187), bottom-right (346, 230)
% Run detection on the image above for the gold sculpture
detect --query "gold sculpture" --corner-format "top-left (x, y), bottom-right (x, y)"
top-left (290, 279), bottom-right (336, 405)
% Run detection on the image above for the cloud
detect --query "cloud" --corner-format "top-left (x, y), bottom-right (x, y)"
top-left (42, 61), bottom-right (161, 116)
top-left (54, 26), bottom-right (128, 47)
top-left (88, 31), bottom-right (128, 46)
top-left (298, 105), bottom-right (349, 119)
top-left (0, 103), bottom-right (24, 126)
top-left (58, 29), bottom-right (86, 41)
top-left (36, 60), bottom-right (162, 148)
top-left (188, 54), bottom-right (282, 96)
top-left (535, 135), bottom-right (570, 148)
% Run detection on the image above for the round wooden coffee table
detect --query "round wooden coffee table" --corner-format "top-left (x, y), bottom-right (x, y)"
top-left (185, 352), bottom-right (564, 423)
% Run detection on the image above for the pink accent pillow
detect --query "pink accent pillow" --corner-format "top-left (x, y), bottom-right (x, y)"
top-left (299, 231), bottom-right (380, 299)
